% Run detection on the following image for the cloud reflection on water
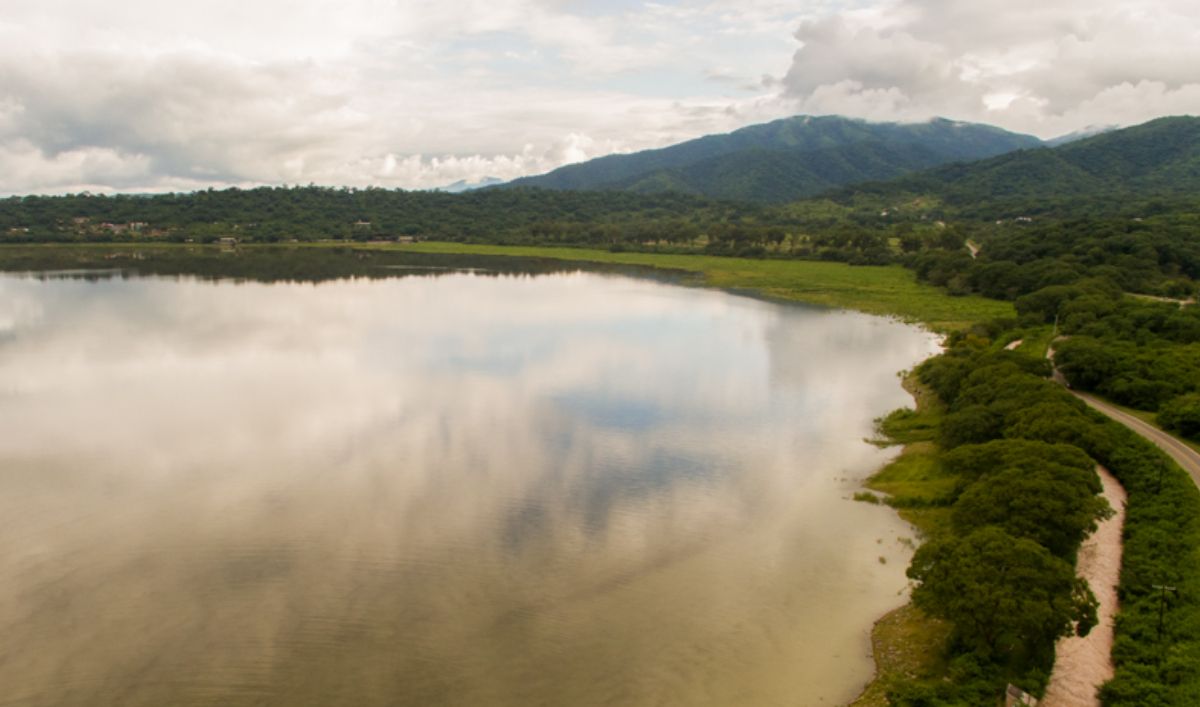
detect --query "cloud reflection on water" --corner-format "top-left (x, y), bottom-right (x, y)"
top-left (0, 270), bottom-right (940, 706)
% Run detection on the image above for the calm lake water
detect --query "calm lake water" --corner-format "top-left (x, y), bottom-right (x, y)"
top-left (0, 263), bottom-right (940, 706)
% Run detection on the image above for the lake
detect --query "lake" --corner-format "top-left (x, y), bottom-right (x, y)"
top-left (0, 257), bottom-right (940, 706)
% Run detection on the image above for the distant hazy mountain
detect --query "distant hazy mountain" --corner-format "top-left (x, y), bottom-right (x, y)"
top-left (1045, 124), bottom-right (1117, 147)
top-left (852, 116), bottom-right (1200, 215)
top-left (504, 115), bottom-right (1043, 203)
top-left (438, 177), bottom-right (505, 193)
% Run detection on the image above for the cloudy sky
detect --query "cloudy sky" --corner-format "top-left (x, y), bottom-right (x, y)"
top-left (3, 0), bottom-right (1198, 194)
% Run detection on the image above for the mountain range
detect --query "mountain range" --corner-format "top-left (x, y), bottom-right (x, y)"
top-left (847, 116), bottom-right (1200, 217)
top-left (496, 113), bottom-right (1199, 218)
top-left (504, 115), bottom-right (1043, 203)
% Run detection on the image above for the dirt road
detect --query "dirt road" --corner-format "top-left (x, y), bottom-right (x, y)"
top-left (1042, 467), bottom-right (1126, 707)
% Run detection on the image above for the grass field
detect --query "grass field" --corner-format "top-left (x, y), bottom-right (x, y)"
top-left (371, 242), bottom-right (1013, 332)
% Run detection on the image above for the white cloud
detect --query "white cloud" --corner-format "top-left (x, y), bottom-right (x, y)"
top-left (780, 0), bottom-right (1200, 137)
top-left (1, 0), bottom-right (1197, 194)
top-left (0, 0), bottom-right (814, 194)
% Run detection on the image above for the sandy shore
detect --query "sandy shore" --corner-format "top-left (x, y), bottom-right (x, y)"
top-left (1042, 467), bottom-right (1126, 707)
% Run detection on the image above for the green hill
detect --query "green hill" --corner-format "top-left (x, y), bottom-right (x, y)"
top-left (505, 115), bottom-right (1042, 202)
top-left (848, 116), bottom-right (1200, 217)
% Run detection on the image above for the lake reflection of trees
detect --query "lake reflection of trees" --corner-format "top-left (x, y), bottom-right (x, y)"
top-left (0, 245), bottom-right (680, 286)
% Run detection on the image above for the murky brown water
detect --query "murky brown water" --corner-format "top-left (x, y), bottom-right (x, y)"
top-left (0, 267), bottom-right (939, 706)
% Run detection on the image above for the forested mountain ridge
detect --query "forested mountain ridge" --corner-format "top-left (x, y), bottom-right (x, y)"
top-left (844, 116), bottom-right (1200, 218)
top-left (604, 140), bottom-right (956, 203)
top-left (504, 115), bottom-right (1043, 202)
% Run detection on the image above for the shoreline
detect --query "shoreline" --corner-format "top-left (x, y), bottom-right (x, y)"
top-left (849, 373), bottom-right (952, 706)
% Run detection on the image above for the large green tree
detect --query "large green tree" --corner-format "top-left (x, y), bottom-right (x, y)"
top-left (950, 467), bottom-right (1112, 560)
top-left (908, 527), bottom-right (1098, 659)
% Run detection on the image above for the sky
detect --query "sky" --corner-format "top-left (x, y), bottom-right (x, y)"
top-left (2, 0), bottom-right (1198, 194)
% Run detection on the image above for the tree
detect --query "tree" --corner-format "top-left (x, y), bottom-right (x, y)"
top-left (939, 404), bottom-right (1003, 448)
top-left (1053, 337), bottom-right (1123, 391)
top-left (951, 466), bottom-right (1112, 560)
top-left (1014, 285), bottom-right (1084, 323)
top-left (1159, 393), bottom-right (1200, 440)
top-left (942, 439), bottom-right (1095, 482)
top-left (908, 527), bottom-right (1098, 659)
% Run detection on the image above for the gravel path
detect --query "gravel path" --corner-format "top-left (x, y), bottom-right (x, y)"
top-left (1042, 467), bottom-right (1126, 707)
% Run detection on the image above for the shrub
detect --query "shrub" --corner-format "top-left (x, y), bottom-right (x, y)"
top-left (1159, 393), bottom-right (1200, 440)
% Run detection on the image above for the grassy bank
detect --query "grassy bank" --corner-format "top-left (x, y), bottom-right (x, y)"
top-left (852, 604), bottom-right (954, 707)
top-left (851, 378), bottom-right (955, 706)
top-left (368, 242), bottom-right (1013, 331)
top-left (865, 387), bottom-right (954, 537)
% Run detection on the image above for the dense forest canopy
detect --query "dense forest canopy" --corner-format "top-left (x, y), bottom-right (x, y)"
top-left (0, 187), bottom-right (765, 244)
